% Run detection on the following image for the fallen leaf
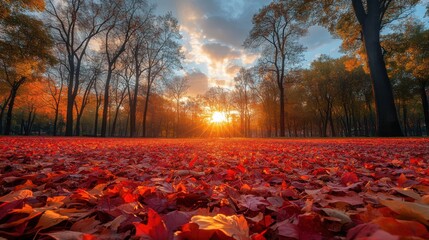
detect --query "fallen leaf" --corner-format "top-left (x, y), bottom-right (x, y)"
top-left (380, 199), bottom-right (429, 226)
top-left (0, 190), bottom-right (33, 203)
top-left (133, 208), bottom-right (168, 239)
top-left (321, 208), bottom-right (352, 224)
top-left (34, 210), bottom-right (69, 231)
top-left (191, 214), bottom-right (249, 240)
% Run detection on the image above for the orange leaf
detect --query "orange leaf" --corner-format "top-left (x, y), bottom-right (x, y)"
top-left (34, 210), bottom-right (69, 231)
top-left (133, 208), bottom-right (168, 239)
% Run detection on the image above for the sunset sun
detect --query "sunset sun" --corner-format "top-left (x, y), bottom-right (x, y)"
top-left (210, 111), bottom-right (228, 124)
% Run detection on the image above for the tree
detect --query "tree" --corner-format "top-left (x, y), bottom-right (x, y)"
top-left (0, 13), bottom-right (54, 135)
top-left (245, 0), bottom-right (308, 137)
top-left (126, 9), bottom-right (154, 137)
top-left (46, 66), bottom-right (65, 136)
top-left (140, 13), bottom-right (182, 137)
top-left (233, 68), bottom-right (254, 137)
top-left (46, 0), bottom-right (115, 136)
top-left (312, 0), bottom-right (421, 136)
top-left (0, 0), bottom-right (44, 20)
top-left (100, 0), bottom-right (146, 137)
top-left (385, 20), bottom-right (429, 136)
top-left (165, 76), bottom-right (189, 137)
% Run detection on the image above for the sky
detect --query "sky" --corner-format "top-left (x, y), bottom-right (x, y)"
top-left (155, 0), bottom-right (428, 96)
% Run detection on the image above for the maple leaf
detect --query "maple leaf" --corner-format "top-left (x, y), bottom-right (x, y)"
top-left (0, 189), bottom-right (33, 202)
top-left (133, 208), bottom-right (168, 239)
top-left (238, 195), bottom-right (270, 211)
top-left (34, 210), bottom-right (69, 231)
top-left (191, 214), bottom-right (250, 240)
top-left (341, 172), bottom-right (359, 186)
top-left (275, 220), bottom-right (299, 239)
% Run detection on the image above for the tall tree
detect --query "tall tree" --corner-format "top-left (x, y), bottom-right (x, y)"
top-left (312, 0), bottom-right (420, 136)
top-left (46, 65), bottom-right (65, 136)
top-left (100, 0), bottom-right (146, 137)
top-left (233, 68), bottom-right (254, 137)
top-left (0, 13), bottom-right (54, 135)
top-left (140, 13), bottom-right (182, 137)
top-left (165, 76), bottom-right (189, 137)
top-left (46, 0), bottom-right (115, 136)
top-left (245, 0), bottom-right (308, 137)
top-left (385, 20), bottom-right (429, 136)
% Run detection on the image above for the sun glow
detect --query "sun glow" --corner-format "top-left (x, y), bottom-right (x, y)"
top-left (210, 111), bottom-right (229, 124)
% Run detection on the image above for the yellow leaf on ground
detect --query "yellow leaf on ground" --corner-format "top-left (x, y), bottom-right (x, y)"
top-left (191, 214), bottom-right (249, 240)
top-left (34, 210), bottom-right (69, 231)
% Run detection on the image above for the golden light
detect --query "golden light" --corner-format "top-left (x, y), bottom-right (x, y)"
top-left (210, 111), bottom-right (228, 124)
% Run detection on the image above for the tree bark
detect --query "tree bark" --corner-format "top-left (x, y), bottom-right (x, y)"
top-left (101, 68), bottom-right (113, 137)
top-left (4, 88), bottom-right (17, 135)
top-left (5, 78), bottom-right (25, 135)
top-left (353, 0), bottom-right (403, 137)
top-left (142, 84), bottom-right (151, 138)
top-left (53, 107), bottom-right (59, 136)
top-left (65, 55), bottom-right (75, 136)
top-left (279, 86), bottom-right (285, 137)
top-left (420, 81), bottom-right (429, 136)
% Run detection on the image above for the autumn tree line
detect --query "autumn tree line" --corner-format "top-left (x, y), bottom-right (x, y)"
top-left (0, 0), bottom-right (428, 138)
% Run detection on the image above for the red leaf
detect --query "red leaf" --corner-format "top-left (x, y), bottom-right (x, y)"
top-left (237, 164), bottom-right (246, 173)
top-left (189, 155), bottom-right (198, 168)
top-left (226, 169), bottom-right (236, 181)
top-left (397, 173), bottom-right (407, 187)
top-left (341, 172), bottom-right (359, 186)
top-left (133, 208), bottom-right (168, 239)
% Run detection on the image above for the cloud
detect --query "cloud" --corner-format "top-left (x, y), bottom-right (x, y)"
top-left (226, 64), bottom-right (241, 76)
top-left (186, 70), bottom-right (209, 96)
top-left (199, 16), bottom-right (250, 47)
top-left (201, 43), bottom-right (240, 62)
top-left (214, 79), bottom-right (226, 87)
top-left (154, 0), bottom-right (341, 84)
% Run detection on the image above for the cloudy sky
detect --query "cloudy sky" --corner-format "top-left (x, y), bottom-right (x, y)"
top-left (155, 0), bottom-right (427, 96)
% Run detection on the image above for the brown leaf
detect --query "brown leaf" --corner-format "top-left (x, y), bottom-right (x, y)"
top-left (0, 190), bottom-right (33, 203)
top-left (380, 199), bottom-right (429, 226)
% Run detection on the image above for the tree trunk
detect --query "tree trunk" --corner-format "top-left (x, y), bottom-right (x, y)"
top-left (142, 86), bottom-right (151, 138)
top-left (279, 86), bottom-right (285, 137)
top-left (111, 106), bottom-right (120, 137)
top-left (53, 107), bottom-right (59, 136)
top-left (5, 86), bottom-right (19, 135)
top-left (353, 0), bottom-right (403, 136)
top-left (402, 102), bottom-right (408, 137)
top-left (75, 113), bottom-right (82, 136)
top-left (94, 103), bottom-right (100, 137)
top-left (363, 29), bottom-right (402, 136)
top-left (420, 81), bottom-right (429, 136)
top-left (65, 60), bottom-right (75, 136)
top-left (101, 68), bottom-right (113, 137)
top-left (129, 77), bottom-right (139, 137)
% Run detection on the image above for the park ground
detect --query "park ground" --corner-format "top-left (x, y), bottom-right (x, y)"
top-left (0, 137), bottom-right (429, 239)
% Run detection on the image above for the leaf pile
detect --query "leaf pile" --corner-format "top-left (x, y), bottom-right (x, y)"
top-left (0, 137), bottom-right (428, 239)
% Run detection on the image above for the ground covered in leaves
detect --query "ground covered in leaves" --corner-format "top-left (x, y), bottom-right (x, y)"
top-left (0, 137), bottom-right (429, 240)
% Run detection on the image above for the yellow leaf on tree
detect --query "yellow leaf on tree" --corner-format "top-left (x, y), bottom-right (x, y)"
top-left (191, 214), bottom-right (249, 240)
